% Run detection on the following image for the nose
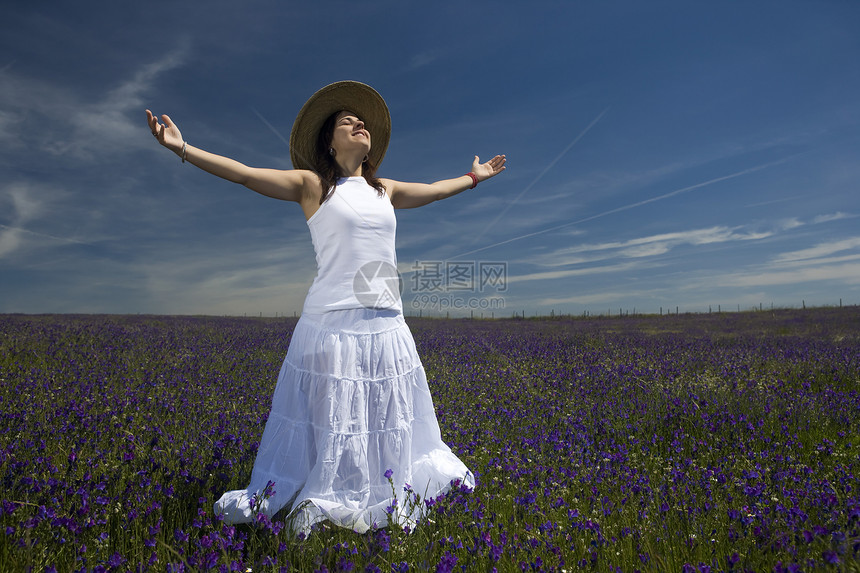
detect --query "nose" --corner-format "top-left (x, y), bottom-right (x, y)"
top-left (354, 119), bottom-right (365, 131)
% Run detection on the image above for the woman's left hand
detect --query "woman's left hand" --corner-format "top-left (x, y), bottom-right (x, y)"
top-left (472, 155), bottom-right (506, 182)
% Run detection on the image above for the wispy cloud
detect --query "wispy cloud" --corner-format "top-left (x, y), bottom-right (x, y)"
top-left (498, 213), bottom-right (860, 307)
top-left (675, 230), bottom-right (860, 292)
top-left (407, 51), bottom-right (439, 71)
top-left (537, 288), bottom-right (663, 307)
top-left (773, 237), bottom-right (860, 263)
top-left (507, 261), bottom-right (648, 284)
top-left (812, 212), bottom-right (854, 224)
top-left (499, 209), bottom-right (852, 274)
top-left (69, 49), bottom-right (189, 158)
top-left (0, 182), bottom-right (80, 259)
top-left (715, 262), bottom-right (860, 288)
top-left (0, 109), bottom-right (23, 148)
top-left (131, 249), bottom-right (315, 315)
top-left (528, 225), bottom-right (774, 268)
top-left (0, 48), bottom-right (188, 160)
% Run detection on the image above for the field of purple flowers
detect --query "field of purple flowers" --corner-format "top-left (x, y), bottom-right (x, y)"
top-left (1, 308), bottom-right (858, 572)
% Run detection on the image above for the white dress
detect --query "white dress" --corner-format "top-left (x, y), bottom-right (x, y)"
top-left (214, 177), bottom-right (474, 533)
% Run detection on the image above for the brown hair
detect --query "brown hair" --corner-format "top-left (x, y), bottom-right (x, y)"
top-left (314, 111), bottom-right (386, 204)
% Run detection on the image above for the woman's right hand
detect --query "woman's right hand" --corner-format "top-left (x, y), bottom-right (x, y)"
top-left (145, 109), bottom-right (184, 155)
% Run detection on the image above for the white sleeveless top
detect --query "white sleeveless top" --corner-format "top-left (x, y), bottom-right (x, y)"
top-left (302, 177), bottom-right (402, 314)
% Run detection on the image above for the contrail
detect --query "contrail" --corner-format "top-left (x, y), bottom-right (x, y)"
top-left (251, 106), bottom-right (293, 149)
top-left (470, 107), bottom-right (610, 246)
top-left (450, 156), bottom-right (793, 260)
top-left (0, 224), bottom-right (89, 245)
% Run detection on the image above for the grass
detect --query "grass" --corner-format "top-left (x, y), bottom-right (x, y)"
top-left (0, 308), bottom-right (858, 571)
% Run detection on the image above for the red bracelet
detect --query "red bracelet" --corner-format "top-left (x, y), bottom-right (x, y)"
top-left (465, 172), bottom-right (478, 189)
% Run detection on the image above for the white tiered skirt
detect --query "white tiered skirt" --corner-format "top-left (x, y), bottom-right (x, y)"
top-left (214, 308), bottom-right (474, 533)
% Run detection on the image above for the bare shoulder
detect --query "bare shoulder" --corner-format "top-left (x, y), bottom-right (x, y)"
top-left (292, 169), bottom-right (319, 189)
top-left (244, 167), bottom-right (320, 204)
top-left (379, 177), bottom-right (398, 199)
top-left (277, 168), bottom-right (321, 196)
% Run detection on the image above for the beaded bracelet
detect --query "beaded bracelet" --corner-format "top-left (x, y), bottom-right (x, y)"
top-left (465, 172), bottom-right (478, 189)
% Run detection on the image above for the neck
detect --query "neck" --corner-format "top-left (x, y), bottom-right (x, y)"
top-left (336, 156), bottom-right (364, 178)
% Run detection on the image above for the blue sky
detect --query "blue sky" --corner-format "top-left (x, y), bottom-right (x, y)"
top-left (2, 1), bottom-right (859, 317)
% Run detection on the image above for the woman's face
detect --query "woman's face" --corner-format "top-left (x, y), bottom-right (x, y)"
top-left (329, 110), bottom-right (371, 158)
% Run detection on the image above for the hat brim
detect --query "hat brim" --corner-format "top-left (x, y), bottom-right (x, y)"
top-left (289, 81), bottom-right (391, 171)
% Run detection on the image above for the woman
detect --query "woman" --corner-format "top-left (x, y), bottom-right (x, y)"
top-left (146, 81), bottom-right (506, 534)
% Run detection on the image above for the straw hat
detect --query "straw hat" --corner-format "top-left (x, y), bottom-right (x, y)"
top-left (289, 81), bottom-right (391, 171)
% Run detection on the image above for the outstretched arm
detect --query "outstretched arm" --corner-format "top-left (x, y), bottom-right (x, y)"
top-left (145, 110), bottom-right (314, 203)
top-left (383, 155), bottom-right (506, 209)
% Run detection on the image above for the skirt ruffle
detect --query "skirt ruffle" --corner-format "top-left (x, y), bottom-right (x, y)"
top-left (214, 308), bottom-right (473, 533)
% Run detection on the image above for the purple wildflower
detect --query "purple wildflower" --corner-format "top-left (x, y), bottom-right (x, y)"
top-left (435, 551), bottom-right (457, 573)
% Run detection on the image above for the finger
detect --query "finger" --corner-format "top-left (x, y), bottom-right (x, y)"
top-left (149, 116), bottom-right (161, 136)
top-left (162, 114), bottom-right (174, 128)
